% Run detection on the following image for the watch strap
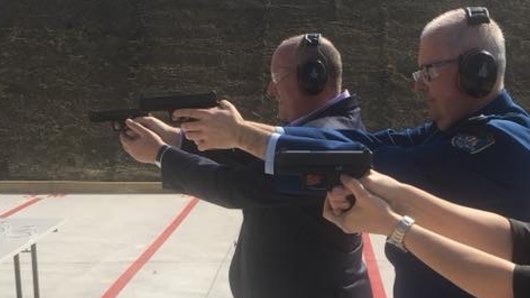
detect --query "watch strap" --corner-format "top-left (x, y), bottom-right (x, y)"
top-left (386, 215), bottom-right (415, 252)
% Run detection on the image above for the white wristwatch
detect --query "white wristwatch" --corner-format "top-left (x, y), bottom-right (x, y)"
top-left (386, 215), bottom-right (415, 252)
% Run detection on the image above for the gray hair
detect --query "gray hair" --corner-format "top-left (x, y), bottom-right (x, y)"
top-left (280, 34), bottom-right (343, 90)
top-left (421, 8), bottom-right (506, 80)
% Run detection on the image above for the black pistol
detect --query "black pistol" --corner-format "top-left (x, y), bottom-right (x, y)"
top-left (138, 91), bottom-right (218, 120)
top-left (88, 109), bottom-right (148, 131)
top-left (275, 149), bottom-right (373, 191)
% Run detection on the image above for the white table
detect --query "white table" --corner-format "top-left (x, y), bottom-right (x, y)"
top-left (0, 218), bottom-right (65, 298)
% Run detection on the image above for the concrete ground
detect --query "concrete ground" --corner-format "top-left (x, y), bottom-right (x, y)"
top-left (0, 192), bottom-right (394, 298)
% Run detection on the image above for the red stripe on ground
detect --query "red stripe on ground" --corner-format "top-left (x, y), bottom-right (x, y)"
top-left (101, 197), bottom-right (200, 298)
top-left (0, 196), bottom-right (43, 218)
top-left (363, 233), bottom-right (387, 298)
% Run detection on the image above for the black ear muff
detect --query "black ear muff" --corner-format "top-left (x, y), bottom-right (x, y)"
top-left (297, 33), bottom-right (328, 95)
top-left (458, 49), bottom-right (498, 98)
top-left (297, 59), bottom-right (328, 95)
top-left (458, 7), bottom-right (498, 98)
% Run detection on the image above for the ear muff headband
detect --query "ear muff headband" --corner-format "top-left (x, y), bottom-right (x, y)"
top-left (297, 33), bottom-right (329, 95)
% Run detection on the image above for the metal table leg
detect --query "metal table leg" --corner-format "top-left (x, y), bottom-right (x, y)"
top-left (14, 254), bottom-right (22, 298)
top-left (31, 244), bottom-right (40, 298)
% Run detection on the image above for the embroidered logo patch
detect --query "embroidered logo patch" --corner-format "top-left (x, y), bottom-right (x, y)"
top-left (451, 133), bottom-right (495, 154)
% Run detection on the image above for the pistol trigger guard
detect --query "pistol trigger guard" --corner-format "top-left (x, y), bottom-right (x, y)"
top-left (342, 195), bottom-right (356, 212)
top-left (112, 121), bottom-right (123, 132)
top-left (172, 116), bottom-right (196, 124)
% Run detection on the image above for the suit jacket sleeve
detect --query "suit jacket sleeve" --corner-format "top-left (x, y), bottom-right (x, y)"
top-left (180, 138), bottom-right (256, 166)
top-left (161, 147), bottom-right (322, 209)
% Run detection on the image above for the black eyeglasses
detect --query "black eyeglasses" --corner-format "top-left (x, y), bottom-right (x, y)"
top-left (412, 58), bottom-right (458, 83)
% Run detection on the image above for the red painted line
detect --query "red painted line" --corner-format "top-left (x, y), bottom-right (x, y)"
top-left (101, 197), bottom-right (200, 298)
top-left (0, 196), bottom-right (43, 218)
top-left (363, 233), bottom-right (387, 298)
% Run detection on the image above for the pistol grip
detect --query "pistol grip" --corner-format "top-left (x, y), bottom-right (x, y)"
top-left (330, 173), bottom-right (356, 212)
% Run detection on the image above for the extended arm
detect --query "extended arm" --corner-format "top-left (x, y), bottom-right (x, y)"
top-left (172, 100), bottom-right (273, 159)
top-left (402, 219), bottom-right (514, 298)
top-left (159, 147), bottom-right (323, 209)
top-left (324, 173), bottom-right (516, 298)
top-left (359, 171), bottom-right (512, 260)
top-left (119, 118), bottom-right (321, 209)
top-left (171, 100), bottom-right (397, 160)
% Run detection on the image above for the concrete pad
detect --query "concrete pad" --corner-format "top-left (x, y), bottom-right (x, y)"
top-left (118, 201), bottom-right (241, 298)
top-left (0, 193), bottom-right (395, 298)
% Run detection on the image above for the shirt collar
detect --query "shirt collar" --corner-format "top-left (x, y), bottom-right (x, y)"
top-left (473, 89), bottom-right (527, 117)
top-left (437, 89), bottom-right (527, 132)
top-left (287, 90), bottom-right (351, 126)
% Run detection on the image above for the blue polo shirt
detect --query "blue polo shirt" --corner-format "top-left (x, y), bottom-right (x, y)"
top-left (268, 89), bottom-right (530, 298)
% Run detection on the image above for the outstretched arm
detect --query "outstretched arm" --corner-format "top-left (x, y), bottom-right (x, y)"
top-left (324, 174), bottom-right (515, 298)
top-left (172, 100), bottom-right (378, 163)
top-left (358, 171), bottom-right (512, 260)
top-left (172, 100), bottom-right (273, 159)
top-left (403, 221), bottom-right (514, 298)
top-left (119, 118), bottom-right (321, 209)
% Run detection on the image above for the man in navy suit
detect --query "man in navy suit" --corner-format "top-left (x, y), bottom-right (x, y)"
top-left (120, 33), bottom-right (372, 298)
top-left (164, 7), bottom-right (530, 298)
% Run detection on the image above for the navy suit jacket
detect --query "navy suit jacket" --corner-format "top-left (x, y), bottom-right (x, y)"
top-left (161, 95), bottom-right (373, 298)
top-left (274, 90), bottom-right (530, 298)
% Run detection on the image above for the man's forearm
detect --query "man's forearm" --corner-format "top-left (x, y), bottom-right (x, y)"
top-left (247, 121), bottom-right (277, 133)
top-left (235, 121), bottom-right (274, 160)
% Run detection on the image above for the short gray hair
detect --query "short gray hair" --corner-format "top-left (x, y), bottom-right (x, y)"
top-left (281, 34), bottom-right (343, 90)
top-left (421, 8), bottom-right (506, 79)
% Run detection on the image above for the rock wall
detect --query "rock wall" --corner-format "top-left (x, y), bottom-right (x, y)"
top-left (0, 0), bottom-right (528, 180)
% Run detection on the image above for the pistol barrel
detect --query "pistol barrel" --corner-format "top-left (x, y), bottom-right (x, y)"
top-left (139, 91), bottom-right (217, 112)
